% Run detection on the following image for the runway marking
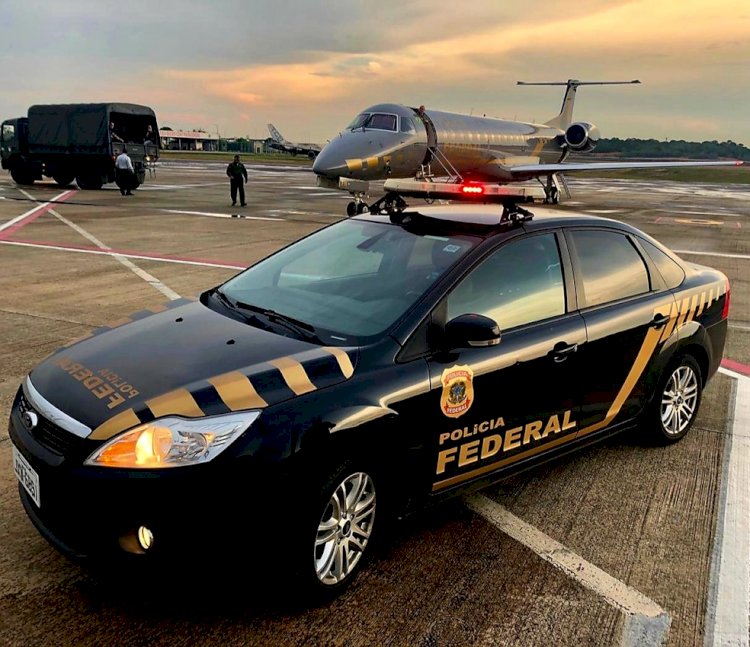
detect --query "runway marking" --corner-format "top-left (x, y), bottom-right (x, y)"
top-left (0, 188), bottom-right (77, 238)
top-left (466, 495), bottom-right (671, 647)
top-left (48, 209), bottom-right (182, 300)
top-left (707, 368), bottom-right (750, 647)
top-left (675, 250), bottom-right (750, 261)
top-left (586, 209), bottom-right (624, 214)
top-left (139, 182), bottom-right (225, 190)
top-left (655, 217), bottom-right (739, 228)
top-left (164, 209), bottom-right (278, 221)
top-left (0, 238), bottom-right (246, 270)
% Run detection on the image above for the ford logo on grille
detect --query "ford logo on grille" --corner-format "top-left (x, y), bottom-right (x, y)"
top-left (22, 411), bottom-right (38, 432)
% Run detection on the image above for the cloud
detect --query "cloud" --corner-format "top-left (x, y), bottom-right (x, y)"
top-left (1, 0), bottom-right (747, 143)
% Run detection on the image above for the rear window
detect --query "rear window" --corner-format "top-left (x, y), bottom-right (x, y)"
top-left (638, 238), bottom-right (685, 289)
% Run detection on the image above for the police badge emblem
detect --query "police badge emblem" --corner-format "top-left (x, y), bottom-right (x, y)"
top-left (440, 365), bottom-right (474, 418)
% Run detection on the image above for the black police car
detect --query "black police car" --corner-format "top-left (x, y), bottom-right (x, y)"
top-left (9, 204), bottom-right (728, 594)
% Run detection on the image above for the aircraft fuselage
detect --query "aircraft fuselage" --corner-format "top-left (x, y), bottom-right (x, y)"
top-left (313, 103), bottom-right (566, 183)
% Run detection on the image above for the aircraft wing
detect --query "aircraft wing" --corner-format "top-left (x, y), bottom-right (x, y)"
top-left (509, 160), bottom-right (744, 176)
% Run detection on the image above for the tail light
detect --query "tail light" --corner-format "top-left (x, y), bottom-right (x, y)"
top-left (722, 277), bottom-right (730, 319)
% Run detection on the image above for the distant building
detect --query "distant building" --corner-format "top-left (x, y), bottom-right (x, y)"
top-left (159, 129), bottom-right (219, 151)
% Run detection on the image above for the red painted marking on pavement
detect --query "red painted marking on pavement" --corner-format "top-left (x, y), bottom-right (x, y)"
top-left (0, 190), bottom-right (77, 240)
top-left (2, 237), bottom-right (247, 269)
top-left (722, 358), bottom-right (750, 377)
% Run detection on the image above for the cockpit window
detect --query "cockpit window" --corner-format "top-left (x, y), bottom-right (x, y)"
top-left (347, 113), bottom-right (371, 130)
top-left (366, 113), bottom-right (397, 132)
top-left (399, 117), bottom-right (417, 134)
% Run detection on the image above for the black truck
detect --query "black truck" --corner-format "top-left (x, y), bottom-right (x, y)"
top-left (0, 103), bottom-right (159, 190)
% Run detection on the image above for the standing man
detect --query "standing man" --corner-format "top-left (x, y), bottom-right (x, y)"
top-left (115, 147), bottom-right (135, 196)
top-left (226, 155), bottom-right (248, 207)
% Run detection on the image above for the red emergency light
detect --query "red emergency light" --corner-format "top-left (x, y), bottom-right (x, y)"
top-left (461, 183), bottom-right (485, 195)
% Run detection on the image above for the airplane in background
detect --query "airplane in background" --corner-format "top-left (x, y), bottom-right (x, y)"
top-left (312, 80), bottom-right (743, 215)
top-left (267, 124), bottom-right (321, 159)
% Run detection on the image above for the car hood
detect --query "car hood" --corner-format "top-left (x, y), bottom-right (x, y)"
top-left (29, 301), bottom-right (357, 440)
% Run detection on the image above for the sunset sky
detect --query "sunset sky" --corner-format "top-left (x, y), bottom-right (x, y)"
top-left (2, 0), bottom-right (748, 145)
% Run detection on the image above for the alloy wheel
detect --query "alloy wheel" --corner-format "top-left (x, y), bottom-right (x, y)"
top-left (660, 365), bottom-right (699, 436)
top-left (314, 472), bottom-right (376, 586)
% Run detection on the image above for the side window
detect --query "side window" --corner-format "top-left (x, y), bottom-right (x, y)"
top-left (638, 238), bottom-right (685, 289)
top-left (399, 117), bottom-right (417, 134)
top-left (2, 123), bottom-right (15, 141)
top-left (446, 233), bottom-right (565, 330)
top-left (568, 230), bottom-right (650, 307)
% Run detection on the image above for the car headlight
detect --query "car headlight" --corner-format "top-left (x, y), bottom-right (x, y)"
top-left (84, 411), bottom-right (260, 469)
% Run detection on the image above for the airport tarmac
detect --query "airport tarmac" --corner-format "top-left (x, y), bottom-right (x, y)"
top-left (0, 162), bottom-right (748, 647)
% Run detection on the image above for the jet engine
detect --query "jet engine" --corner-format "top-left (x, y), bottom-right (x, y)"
top-left (564, 122), bottom-right (600, 152)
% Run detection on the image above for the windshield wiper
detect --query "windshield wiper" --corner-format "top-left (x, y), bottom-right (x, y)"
top-left (235, 301), bottom-right (323, 343)
top-left (213, 287), bottom-right (236, 310)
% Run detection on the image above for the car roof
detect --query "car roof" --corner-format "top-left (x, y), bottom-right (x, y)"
top-left (356, 204), bottom-right (640, 238)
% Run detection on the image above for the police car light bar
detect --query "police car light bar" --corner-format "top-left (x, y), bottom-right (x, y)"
top-left (382, 178), bottom-right (545, 204)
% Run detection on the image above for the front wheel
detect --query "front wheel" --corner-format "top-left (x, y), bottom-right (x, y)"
top-left (647, 355), bottom-right (702, 444)
top-left (11, 168), bottom-right (34, 185)
top-left (310, 466), bottom-right (377, 594)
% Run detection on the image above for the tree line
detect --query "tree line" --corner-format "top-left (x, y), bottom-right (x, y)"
top-left (594, 138), bottom-right (750, 160)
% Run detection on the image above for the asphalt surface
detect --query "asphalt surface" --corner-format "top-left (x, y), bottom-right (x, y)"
top-left (0, 162), bottom-right (748, 647)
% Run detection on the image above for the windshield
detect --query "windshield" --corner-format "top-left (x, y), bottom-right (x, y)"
top-left (347, 113), bottom-right (371, 130)
top-left (220, 219), bottom-right (477, 343)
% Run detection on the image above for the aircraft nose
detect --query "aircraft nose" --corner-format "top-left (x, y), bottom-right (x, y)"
top-left (312, 141), bottom-right (348, 178)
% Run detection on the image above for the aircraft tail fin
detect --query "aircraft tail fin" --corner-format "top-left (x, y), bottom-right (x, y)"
top-left (267, 124), bottom-right (288, 144)
top-left (517, 79), bottom-right (640, 129)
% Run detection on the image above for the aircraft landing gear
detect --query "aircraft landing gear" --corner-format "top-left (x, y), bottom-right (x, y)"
top-left (346, 193), bottom-right (369, 217)
top-left (540, 175), bottom-right (559, 204)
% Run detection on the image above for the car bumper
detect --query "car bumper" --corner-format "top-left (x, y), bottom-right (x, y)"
top-left (8, 392), bottom-right (276, 561)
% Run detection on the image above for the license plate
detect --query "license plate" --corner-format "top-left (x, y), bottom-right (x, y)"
top-left (12, 444), bottom-right (40, 508)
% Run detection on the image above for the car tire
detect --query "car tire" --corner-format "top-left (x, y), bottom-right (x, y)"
top-left (646, 354), bottom-right (702, 444)
top-left (10, 168), bottom-right (34, 185)
top-left (298, 461), bottom-right (378, 597)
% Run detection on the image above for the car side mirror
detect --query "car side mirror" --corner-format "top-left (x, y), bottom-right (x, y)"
top-left (444, 314), bottom-right (501, 349)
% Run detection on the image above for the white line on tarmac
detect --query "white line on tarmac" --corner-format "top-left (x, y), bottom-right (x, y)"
top-left (466, 495), bottom-right (671, 647)
top-left (45, 206), bottom-right (182, 301)
top-left (675, 250), bottom-right (750, 261)
top-left (163, 209), bottom-right (278, 221)
top-left (707, 370), bottom-right (750, 647)
top-left (0, 239), bottom-right (243, 269)
top-left (0, 188), bottom-right (71, 232)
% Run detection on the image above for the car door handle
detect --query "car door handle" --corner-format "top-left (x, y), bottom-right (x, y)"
top-left (551, 342), bottom-right (578, 363)
top-left (650, 313), bottom-right (671, 329)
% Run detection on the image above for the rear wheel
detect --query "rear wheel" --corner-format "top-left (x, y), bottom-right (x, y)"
top-left (76, 175), bottom-right (103, 190)
top-left (647, 355), bottom-right (702, 444)
top-left (53, 174), bottom-right (75, 187)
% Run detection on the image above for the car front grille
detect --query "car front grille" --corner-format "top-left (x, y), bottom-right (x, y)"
top-left (16, 391), bottom-right (87, 456)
